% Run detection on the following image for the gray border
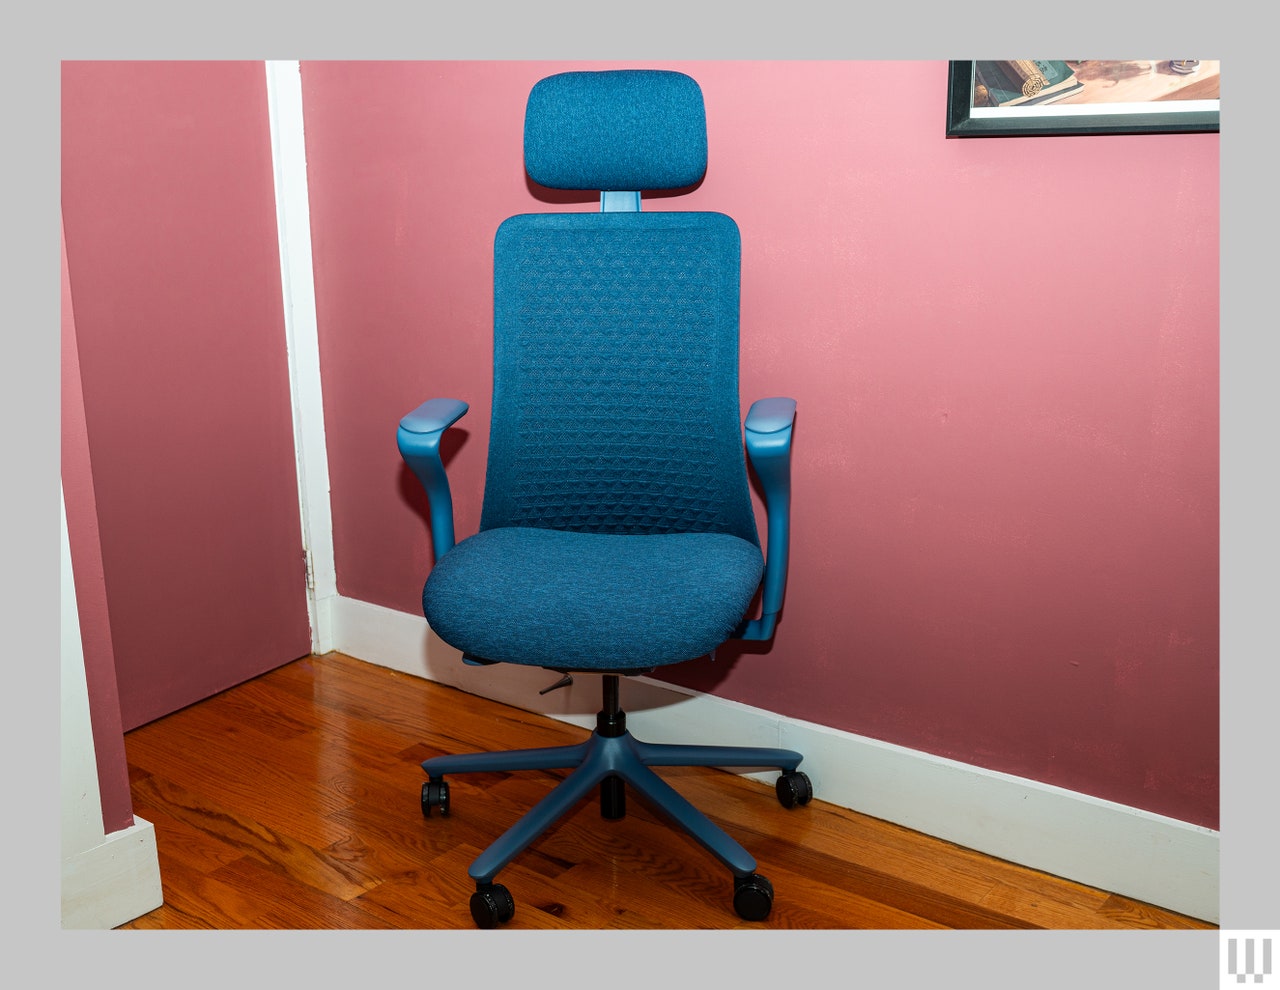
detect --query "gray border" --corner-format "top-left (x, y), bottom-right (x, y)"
top-left (32, 2), bottom-right (1264, 986)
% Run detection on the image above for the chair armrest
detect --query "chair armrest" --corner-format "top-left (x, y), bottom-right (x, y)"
top-left (736, 397), bottom-right (796, 641)
top-left (397, 398), bottom-right (469, 563)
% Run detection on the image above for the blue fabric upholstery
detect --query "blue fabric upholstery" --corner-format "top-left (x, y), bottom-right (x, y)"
top-left (423, 207), bottom-right (763, 672)
top-left (480, 211), bottom-right (758, 545)
top-left (524, 70), bottom-right (707, 191)
top-left (423, 527), bottom-right (763, 670)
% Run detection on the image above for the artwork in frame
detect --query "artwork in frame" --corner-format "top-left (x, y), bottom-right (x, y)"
top-left (946, 60), bottom-right (1219, 137)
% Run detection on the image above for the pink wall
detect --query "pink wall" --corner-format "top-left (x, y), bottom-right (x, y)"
top-left (61, 61), bottom-right (313, 733)
top-left (304, 61), bottom-right (1218, 829)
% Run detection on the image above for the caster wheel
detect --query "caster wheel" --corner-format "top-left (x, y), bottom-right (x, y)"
top-left (776, 770), bottom-right (812, 809)
top-left (421, 779), bottom-right (450, 818)
top-left (733, 873), bottom-right (774, 922)
top-left (470, 883), bottom-right (515, 929)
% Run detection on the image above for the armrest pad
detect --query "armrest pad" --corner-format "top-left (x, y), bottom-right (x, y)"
top-left (745, 397), bottom-right (796, 435)
top-left (400, 397), bottom-right (469, 434)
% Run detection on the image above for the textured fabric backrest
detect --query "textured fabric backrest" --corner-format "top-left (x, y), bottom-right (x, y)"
top-left (524, 70), bottom-right (708, 191)
top-left (480, 211), bottom-right (759, 546)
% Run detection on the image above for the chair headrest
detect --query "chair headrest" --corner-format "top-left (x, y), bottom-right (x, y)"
top-left (523, 69), bottom-right (707, 192)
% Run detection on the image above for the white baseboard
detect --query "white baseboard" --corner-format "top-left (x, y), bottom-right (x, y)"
top-left (61, 817), bottom-right (164, 930)
top-left (331, 595), bottom-right (1219, 924)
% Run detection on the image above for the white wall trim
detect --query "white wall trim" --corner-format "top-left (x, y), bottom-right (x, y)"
top-left (61, 819), bottom-right (164, 930)
top-left (330, 593), bottom-right (1219, 924)
top-left (266, 59), bottom-right (338, 655)
top-left (61, 487), bottom-right (163, 929)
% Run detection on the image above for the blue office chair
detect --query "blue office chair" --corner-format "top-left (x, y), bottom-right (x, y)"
top-left (397, 68), bottom-right (808, 928)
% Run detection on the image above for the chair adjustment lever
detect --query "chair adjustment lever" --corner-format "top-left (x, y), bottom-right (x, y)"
top-left (538, 672), bottom-right (574, 695)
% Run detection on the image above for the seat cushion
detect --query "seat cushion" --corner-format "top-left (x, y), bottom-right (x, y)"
top-left (423, 527), bottom-right (764, 671)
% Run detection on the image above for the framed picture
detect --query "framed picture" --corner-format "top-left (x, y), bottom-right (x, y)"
top-left (946, 60), bottom-right (1220, 137)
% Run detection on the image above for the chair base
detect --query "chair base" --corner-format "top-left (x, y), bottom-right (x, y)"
top-left (420, 676), bottom-right (806, 892)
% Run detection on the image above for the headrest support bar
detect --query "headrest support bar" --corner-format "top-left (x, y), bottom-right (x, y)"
top-left (601, 191), bottom-right (641, 212)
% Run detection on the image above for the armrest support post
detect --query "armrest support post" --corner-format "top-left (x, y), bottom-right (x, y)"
top-left (737, 397), bottom-right (796, 641)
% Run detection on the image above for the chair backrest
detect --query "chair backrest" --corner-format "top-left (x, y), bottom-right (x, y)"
top-left (478, 70), bottom-right (759, 546)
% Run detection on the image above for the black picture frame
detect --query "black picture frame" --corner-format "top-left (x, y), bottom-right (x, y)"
top-left (945, 61), bottom-right (1220, 137)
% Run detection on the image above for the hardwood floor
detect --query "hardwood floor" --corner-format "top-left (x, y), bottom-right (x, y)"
top-left (117, 652), bottom-right (1213, 930)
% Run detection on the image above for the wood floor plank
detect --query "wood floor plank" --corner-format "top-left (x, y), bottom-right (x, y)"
top-left (129, 776), bottom-right (252, 879)
top-left (142, 855), bottom-right (270, 929)
top-left (1096, 893), bottom-right (1209, 930)
top-left (129, 772), bottom-right (379, 901)
top-left (205, 854), bottom-right (397, 930)
top-left (116, 654), bottom-right (1216, 931)
top-left (125, 716), bottom-right (360, 849)
top-left (671, 768), bottom-right (1119, 917)
top-left (351, 843), bottom-right (588, 930)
